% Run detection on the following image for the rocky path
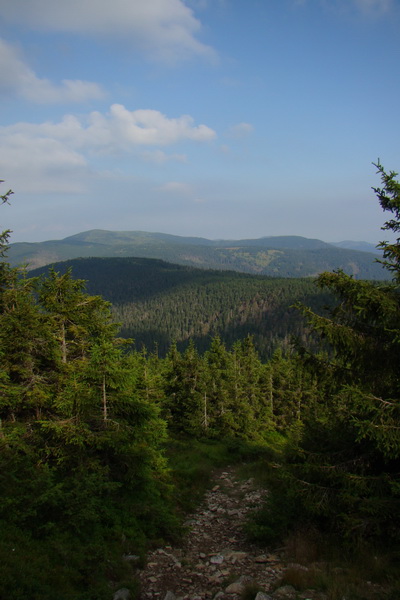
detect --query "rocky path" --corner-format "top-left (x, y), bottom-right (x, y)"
top-left (136, 466), bottom-right (322, 600)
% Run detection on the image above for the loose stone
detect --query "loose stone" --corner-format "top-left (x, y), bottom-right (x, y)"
top-left (210, 554), bottom-right (224, 565)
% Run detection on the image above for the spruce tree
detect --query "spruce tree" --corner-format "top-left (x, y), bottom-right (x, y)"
top-left (0, 187), bottom-right (176, 599)
top-left (203, 336), bottom-right (234, 436)
top-left (279, 163), bottom-right (400, 543)
top-left (163, 340), bottom-right (206, 436)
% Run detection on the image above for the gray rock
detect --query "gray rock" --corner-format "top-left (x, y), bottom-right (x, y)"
top-left (113, 589), bottom-right (132, 600)
top-left (163, 592), bottom-right (177, 600)
top-left (272, 585), bottom-right (297, 599)
top-left (210, 554), bottom-right (224, 564)
top-left (255, 593), bottom-right (273, 600)
top-left (225, 575), bottom-right (253, 595)
top-left (225, 581), bottom-right (245, 594)
top-left (255, 555), bottom-right (270, 563)
top-left (286, 562), bottom-right (309, 571)
top-left (123, 554), bottom-right (140, 563)
top-left (228, 550), bottom-right (247, 563)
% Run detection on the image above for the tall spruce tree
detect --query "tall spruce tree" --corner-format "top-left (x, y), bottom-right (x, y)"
top-left (228, 336), bottom-right (271, 440)
top-left (203, 336), bottom-right (235, 436)
top-left (0, 187), bottom-right (176, 599)
top-left (163, 341), bottom-right (206, 436)
top-left (278, 163), bottom-right (400, 544)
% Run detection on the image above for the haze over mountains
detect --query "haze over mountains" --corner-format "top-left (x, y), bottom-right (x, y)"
top-left (330, 240), bottom-right (380, 253)
top-left (8, 229), bottom-right (386, 280)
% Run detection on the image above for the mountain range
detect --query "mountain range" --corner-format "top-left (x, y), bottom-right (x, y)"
top-left (8, 230), bottom-right (386, 280)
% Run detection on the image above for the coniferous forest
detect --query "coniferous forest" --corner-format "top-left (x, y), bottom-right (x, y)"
top-left (31, 257), bottom-right (333, 359)
top-left (1, 163), bottom-right (400, 599)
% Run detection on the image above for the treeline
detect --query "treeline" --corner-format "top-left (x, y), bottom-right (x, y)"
top-left (32, 257), bottom-right (333, 358)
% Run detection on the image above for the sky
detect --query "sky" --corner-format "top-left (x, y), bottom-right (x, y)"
top-left (0, 0), bottom-right (399, 244)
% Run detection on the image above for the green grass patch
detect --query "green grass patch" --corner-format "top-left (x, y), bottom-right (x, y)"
top-left (165, 435), bottom-right (275, 515)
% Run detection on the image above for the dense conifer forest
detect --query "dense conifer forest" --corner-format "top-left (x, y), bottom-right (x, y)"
top-left (31, 257), bottom-right (333, 358)
top-left (1, 163), bottom-right (399, 599)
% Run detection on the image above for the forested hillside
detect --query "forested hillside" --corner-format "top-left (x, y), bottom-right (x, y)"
top-left (31, 257), bottom-right (332, 357)
top-left (9, 230), bottom-right (386, 280)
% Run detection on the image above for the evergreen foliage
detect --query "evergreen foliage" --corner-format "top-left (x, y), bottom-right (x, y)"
top-left (253, 164), bottom-right (400, 548)
top-left (0, 185), bottom-right (176, 599)
top-left (0, 180), bottom-right (13, 258)
top-left (3, 165), bottom-right (400, 598)
top-left (161, 336), bottom-right (278, 440)
top-left (32, 257), bottom-right (332, 359)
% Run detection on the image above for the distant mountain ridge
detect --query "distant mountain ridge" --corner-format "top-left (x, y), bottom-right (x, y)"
top-left (331, 240), bottom-right (380, 254)
top-left (8, 229), bottom-right (387, 280)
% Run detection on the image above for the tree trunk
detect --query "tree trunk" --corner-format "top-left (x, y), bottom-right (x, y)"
top-left (102, 374), bottom-right (108, 422)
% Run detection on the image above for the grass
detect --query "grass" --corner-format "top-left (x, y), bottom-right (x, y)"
top-left (277, 527), bottom-right (400, 600)
top-left (165, 435), bottom-right (273, 514)
top-left (165, 437), bottom-right (231, 513)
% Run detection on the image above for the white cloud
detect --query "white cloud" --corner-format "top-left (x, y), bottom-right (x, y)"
top-left (140, 149), bottom-right (187, 163)
top-left (226, 122), bottom-right (254, 139)
top-left (219, 144), bottom-right (231, 154)
top-left (0, 0), bottom-right (216, 63)
top-left (294, 0), bottom-right (394, 12)
top-left (0, 38), bottom-right (105, 103)
top-left (0, 133), bottom-right (88, 193)
top-left (1, 105), bottom-right (216, 150)
top-left (157, 181), bottom-right (194, 195)
top-left (98, 104), bottom-right (216, 147)
top-left (354, 0), bottom-right (392, 12)
top-left (0, 105), bottom-right (216, 192)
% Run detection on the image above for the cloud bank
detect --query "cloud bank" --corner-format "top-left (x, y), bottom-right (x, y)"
top-left (0, 105), bottom-right (216, 191)
top-left (0, 38), bottom-right (105, 103)
top-left (0, 0), bottom-right (215, 63)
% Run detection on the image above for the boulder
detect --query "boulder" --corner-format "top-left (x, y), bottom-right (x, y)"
top-left (255, 593), bottom-right (273, 600)
top-left (163, 592), bottom-right (176, 600)
top-left (272, 585), bottom-right (297, 599)
top-left (225, 575), bottom-right (253, 594)
top-left (210, 554), bottom-right (224, 565)
top-left (113, 589), bottom-right (132, 600)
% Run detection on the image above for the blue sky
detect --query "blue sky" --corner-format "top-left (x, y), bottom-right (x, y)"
top-left (0, 0), bottom-right (399, 244)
